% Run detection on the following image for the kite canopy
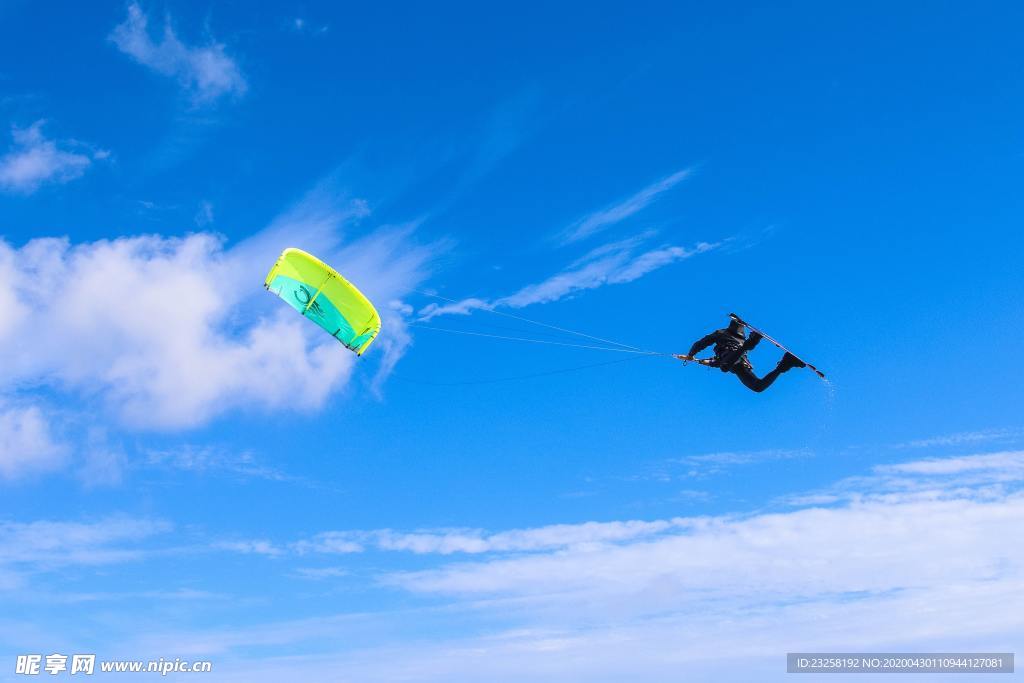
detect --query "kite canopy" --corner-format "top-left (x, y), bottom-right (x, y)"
top-left (264, 248), bottom-right (381, 356)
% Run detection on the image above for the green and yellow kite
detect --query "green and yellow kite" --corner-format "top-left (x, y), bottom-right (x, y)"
top-left (264, 248), bottom-right (381, 356)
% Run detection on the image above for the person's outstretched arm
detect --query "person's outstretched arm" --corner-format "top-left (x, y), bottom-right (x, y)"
top-left (688, 331), bottom-right (719, 358)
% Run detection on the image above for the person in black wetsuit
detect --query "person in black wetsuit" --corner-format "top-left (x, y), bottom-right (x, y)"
top-left (682, 318), bottom-right (805, 392)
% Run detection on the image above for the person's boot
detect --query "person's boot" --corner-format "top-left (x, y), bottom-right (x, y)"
top-left (778, 352), bottom-right (806, 372)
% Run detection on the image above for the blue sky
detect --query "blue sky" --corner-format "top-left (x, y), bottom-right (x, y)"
top-left (1, 1), bottom-right (1023, 680)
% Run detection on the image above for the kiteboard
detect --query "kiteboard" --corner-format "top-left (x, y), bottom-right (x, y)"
top-left (729, 313), bottom-right (826, 379)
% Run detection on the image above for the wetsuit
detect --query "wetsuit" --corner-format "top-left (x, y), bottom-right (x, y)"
top-left (687, 324), bottom-right (791, 393)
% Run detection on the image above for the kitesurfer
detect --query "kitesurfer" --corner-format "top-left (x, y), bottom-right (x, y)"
top-left (680, 317), bottom-right (805, 392)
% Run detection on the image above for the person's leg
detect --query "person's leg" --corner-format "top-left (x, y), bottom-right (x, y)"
top-left (738, 331), bottom-right (763, 353)
top-left (731, 361), bottom-right (784, 393)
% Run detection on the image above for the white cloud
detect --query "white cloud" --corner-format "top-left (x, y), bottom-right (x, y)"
top-left (676, 448), bottom-right (809, 477)
top-left (373, 520), bottom-right (687, 554)
top-left (0, 517), bottom-right (170, 568)
top-left (559, 169), bottom-right (691, 244)
top-left (167, 584), bottom-right (1024, 683)
top-left (680, 449), bottom-right (805, 467)
top-left (0, 244), bottom-right (24, 339)
top-left (419, 235), bottom-right (718, 320)
top-left (214, 540), bottom-right (284, 557)
top-left (417, 296), bottom-right (489, 320)
top-left (111, 449), bottom-right (1024, 682)
top-left (34, 588), bottom-right (224, 604)
top-left (295, 519), bottom-right (692, 556)
top-left (0, 192), bottom-right (437, 431)
top-left (292, 566), bottom-right (348, 580)
top-left (110, 2), bottom-right (246, 105)
top-left (387, 452), bottom-right (1024, 607)
top-left (294, 532), bottom-right (364, 555)
top-left (78, 447), bottom-right (126, 487)
top-left (494, 243), bottom-right (714, 309)
top-left (627, 448), bottom-right (810, 484)
top-left (878, 450), bottom-right (1024, 476)
top-left (0, 233), bottom-right (349, 429)
top-left (145, 445), bottom-right (288, 481)
top-left (388, 300), bottom-right (414, 316)
top-left (392, 494), bottom-right (1024, 600)
top-left (15, 449), bottom-right (1023, 682)
top-left (0, 404), bottom-right (65, 480)
top-left (291, 17), bottom-right (329, 35)
top-left (0, 121), bottom-right (101, 193)
top-left (899, 428), bottom-right (1023, 449)
top-left (777, 449), bottom-right (1024, 507)
top-left (195, 200), bottom-right (214, 226)
top-left (328, 223), bottom-right (441, 392)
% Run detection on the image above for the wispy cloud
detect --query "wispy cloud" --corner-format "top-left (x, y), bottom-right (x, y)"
top-left (213, 539), bottom-right (284, 558)
top-left (291, 17), bottom-right (329, 35)
top-left (897, 427), bottom-right (1024, 449)
top-left (675, 448), bottom-right (809, 478)
top-left (194, 199), bottom-right (214, 226)
top-left (0, 517), bottom-right (170, 569)
top-left (498, 242), bottom-right (715, 309)
top-left (558, 169), bottom-right (691, 244)
top-left (110, 2), bottom-right (246, 105)
top-left (0, 121), bottom-right (104, 194)
top-left (137, 588), bottom-right (228, 604)
top-left (625, 448), bottom-right (810, 484)
top-left (419, 234), bottom-right (718, 320)
top-left (145, 445), bottom-right (289, 481)
top-left (878, 450), bottom-right (1024, 476)
top-left (8, 587), bottom-right (224, 605)
top-left (294, 519), bottom-right (693, 556)
top-left (78, 443), bottom-right (127, 488)
top-left (780, 448), bottom-right (1024, 508)
top-left (292, 566), bottom-right (348, 580)
top-left (293, 533), bottom-right (364, 555)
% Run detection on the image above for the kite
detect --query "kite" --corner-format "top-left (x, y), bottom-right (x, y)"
top-left (264, 247), bottom-right (381, 356)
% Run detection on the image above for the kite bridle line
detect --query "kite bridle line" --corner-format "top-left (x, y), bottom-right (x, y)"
top-left (412, 289), bottom-right (656, 354)
top-left (391, 354), bottom-right (652, 387)
top-left (410, 289), bottom-right (706, 365)
top-left (407, 324), bottom-right (673, 356)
